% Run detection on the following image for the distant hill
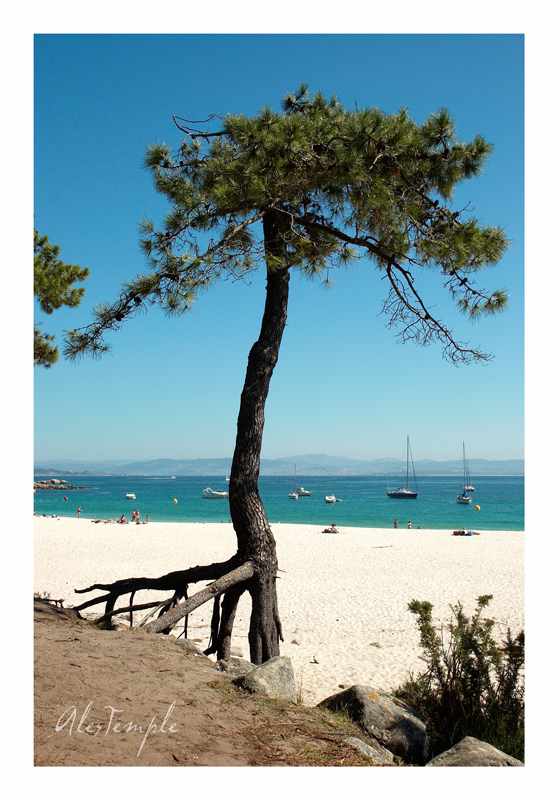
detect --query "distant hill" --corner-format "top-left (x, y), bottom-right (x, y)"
top-left (34, 454), bottom-right (524, 477)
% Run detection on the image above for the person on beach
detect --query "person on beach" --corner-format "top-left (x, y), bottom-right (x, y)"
top-left (119, 514), bottom-right (128, 524)
top-left (77, 506), bottom-right (81, 518)
top-left (322, 523), bottom-right (338, 533)
top-left (407, 520), bottom-right (412, 529)
top-left (145, 515), bottom-right (149, 524)
top-left (394, 518), bottom-right (398, 528)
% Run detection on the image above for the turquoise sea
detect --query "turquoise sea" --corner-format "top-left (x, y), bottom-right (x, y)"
top-left (34, 474), bottom-right (524, 531)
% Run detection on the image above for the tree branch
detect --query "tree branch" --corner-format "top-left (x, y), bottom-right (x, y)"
top-left (143, 561), bottom-right (255, 634)
top-left (73, 557), bottom-right (241, 607)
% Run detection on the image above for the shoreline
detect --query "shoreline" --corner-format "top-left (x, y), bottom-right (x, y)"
top-left (34, 517), bottom-right (524, 706)
top-left (33, 510), bottom-right (526, 533)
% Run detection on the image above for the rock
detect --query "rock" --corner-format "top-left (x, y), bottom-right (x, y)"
top-left (318, 685), bottom-right (431, 765)
top-left (232, 656), bottom-right (298, 703)
top-left (343, 736), bottom-right (395, 765)
top-left (34, 480), bottom-right (90, 491)
top-left (217, 657), bottom-right (255, 676)
top-left (425, 736), bottom-right (523, 766)
top-left (171, 638), bottom-right (203, 654)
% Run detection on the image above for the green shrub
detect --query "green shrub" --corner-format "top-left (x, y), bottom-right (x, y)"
top-left (394, 595), bottom-right (524, 761)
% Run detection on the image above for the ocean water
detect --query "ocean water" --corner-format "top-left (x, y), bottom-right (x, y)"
top-left (34, 474), bottom-right (524, 531)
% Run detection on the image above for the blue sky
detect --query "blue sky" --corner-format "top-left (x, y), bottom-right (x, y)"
top-left (33, 32), bottom-right (525, 464)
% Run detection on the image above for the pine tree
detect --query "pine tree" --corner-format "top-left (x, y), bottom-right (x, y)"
top-left (67, 87), bottom-right (509, 663)
top-left (34, 229), bottom-right (90, 367)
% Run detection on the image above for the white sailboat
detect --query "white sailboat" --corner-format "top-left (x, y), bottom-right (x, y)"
top-left (387, 437), bottom-right (418, 499)
top-left (464, 457), bottom-right (475, 492)
top-left (457, 442), bottom-right (473, 504)
top-left (289, 465), bottom-right (298, 499)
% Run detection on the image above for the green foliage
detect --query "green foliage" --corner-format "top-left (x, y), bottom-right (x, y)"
top-left (394, 595), bottom-right (524, 761)
top-left (65, 86), bottom-right (509, 364)
top-left (34, 229), bottom-right (90, 367)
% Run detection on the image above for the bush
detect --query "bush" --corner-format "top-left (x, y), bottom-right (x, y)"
top-left (394, 595), bottom-right (524, 761)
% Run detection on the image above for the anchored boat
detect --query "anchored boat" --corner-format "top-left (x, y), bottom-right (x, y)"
top-left (387, 436), bottom-right (418, 499)
top-left (457, 442), bottom-right (473, 504)
top-left (202, 487), bottom-right (229, 499)
top-left (289, 465), bottom-right (298, 499)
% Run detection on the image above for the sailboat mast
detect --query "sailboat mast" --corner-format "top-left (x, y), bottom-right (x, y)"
top-left (406, 436), bottom-right (410, 491)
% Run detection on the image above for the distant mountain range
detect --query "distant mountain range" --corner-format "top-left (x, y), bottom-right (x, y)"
top-left (34, 453), bottom-right (524, 477)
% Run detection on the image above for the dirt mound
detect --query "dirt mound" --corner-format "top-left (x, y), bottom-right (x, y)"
top-left (33, 599), bottom-right (385, 767)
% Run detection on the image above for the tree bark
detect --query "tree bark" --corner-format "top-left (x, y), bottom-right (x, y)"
top-left (227, 209), bottom-right (291, 663)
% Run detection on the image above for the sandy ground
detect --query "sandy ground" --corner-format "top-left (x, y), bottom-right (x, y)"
top-left (34, 516), bottom-right (524, 707)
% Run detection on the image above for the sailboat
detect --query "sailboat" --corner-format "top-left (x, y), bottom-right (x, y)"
top-left (289, 465), bottom-right (298, 499)
top-left (387, 437), bottom-right (418, 499)
top-left (464, 457), bottom-right (475, 492)
top-left (457, 442), bottom-right (473, 504)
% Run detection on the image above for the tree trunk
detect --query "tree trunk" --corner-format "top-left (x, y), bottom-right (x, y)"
top-left (73, 211), bottom-right (291, 662)
top-left (226, 209), bottom-right (290, 663)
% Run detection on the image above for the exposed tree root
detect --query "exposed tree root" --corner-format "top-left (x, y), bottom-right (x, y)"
top-left (72, 558), bottom-right (256, 645)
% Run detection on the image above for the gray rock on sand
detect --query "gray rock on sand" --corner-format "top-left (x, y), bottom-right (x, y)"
top-left (318, 684), bottom-right (431, 765)
top-left (232, 656), bottom-right (298, 703)
top-left (425, 736), bottom-right (524, 766)
top-left (217, 657), bottom-right (255, 676)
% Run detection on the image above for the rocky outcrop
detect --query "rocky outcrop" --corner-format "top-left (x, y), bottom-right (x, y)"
top-left (34, 479), bottom-right (91, 491)
top-left (425, 736), bottom-right (524, 766)
top-left (318, 685), bottom-right (431, 765)
top-left (232, 656), bottom-right (298, 703)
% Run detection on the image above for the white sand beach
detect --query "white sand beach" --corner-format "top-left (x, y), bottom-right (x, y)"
top-left (34, 517), bottom-right (524, 706)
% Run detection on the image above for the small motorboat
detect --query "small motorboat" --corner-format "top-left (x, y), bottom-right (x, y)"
top-left (296, 487), bottom-right (312, 496)
top-left (202, 487), bottom-right (229, 499)
top-left (126, 493), bottom-right (136, 500)
top-left (325, 495), bottom-right (337, 503)
top-left (456, 491), bottom-right (472, 504)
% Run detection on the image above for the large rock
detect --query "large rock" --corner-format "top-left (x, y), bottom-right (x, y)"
top-left (232, 656), bottom-right (298, 703)
top-left (426, 736), bottom-right (523, 766)
top-left (318, 685), bottom-right (431, 765)
top-left (217, 657), bottom-right (255, 676)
